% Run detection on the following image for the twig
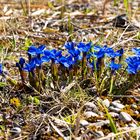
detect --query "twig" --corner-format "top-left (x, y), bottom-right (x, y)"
top-left (48, 118), bottom-right (67, 140)
top-left (98, 127), bottom-right (140, 140)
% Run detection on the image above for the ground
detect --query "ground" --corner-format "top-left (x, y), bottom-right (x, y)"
top-left (0, 0), bottom-right (140, 140)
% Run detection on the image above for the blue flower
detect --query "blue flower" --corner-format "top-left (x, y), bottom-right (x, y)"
top-left (23, 59), bottom-right (36, 72)
top-left (77, 42), bottom-right (92, 52)
top-left (0, 64), bottom-right (3, 74)
top-left (27, 45), bottom-right (37, 56)
top-left (59, 55), bottom-right (75, 68)
top-left (65, 42), bottom-right (75, 50)
top-left (126, 56), bottom-right (140, 74)
top-left (132, 48), bottom-right (140, 56)
top-left (16, 57), bottom-right (25, 71)
top-left (93, 45), bottom-right (111, 59)
top-left (93, 49), bottom-right (105, 59)
top-left (41, 50), bottom-right (51, 63)
top-left (106, 49), bottom-right (123, 58)
top-left (27, 45), bottom-right (46, 56)
top-left (36, 45), bottom-right (46, 55)
top-left (108, 61), bottom-right (121, 71)
top-left (42, 49), bottom-right (62, 64)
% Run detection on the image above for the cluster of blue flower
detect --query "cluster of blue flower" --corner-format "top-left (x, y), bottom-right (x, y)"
top-left (0, 42), bottom-right (139, 91)
top-left (15, 42), bottom-right (124, 74)
top-left (126, 48), bottom-right (140, 74)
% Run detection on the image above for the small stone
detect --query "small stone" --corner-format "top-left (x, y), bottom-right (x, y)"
top-left (109, 106), bottom-right (121, 113)
top-left (129, 123), bottom-right (137, 128)
top-left (90, 120), bottom-right (110, 127)
top-left (80, 120), bottom-right (89, 126)
top-left (84, 111), bottom-right (98, 118)
top-left (102, 99), bottom-right (110, 108)
top-left (111, 102), bottom-right (125, 109)
top-left (119, 112), bottom-right (132, 122)
top-left (134, 111), bottom-right (139, 115)
top-left (131, 104), bottom-right (137, 109)
top-left (10, 127), bottom-right (21, 134)
top-left (84, 102), bottom-right (98, 111)
top-left (109, 112), bottom-right (119, 117)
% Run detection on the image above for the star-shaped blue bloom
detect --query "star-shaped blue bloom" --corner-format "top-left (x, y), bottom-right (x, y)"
top-left (108, 61), bottom-right (121, 71)
top-left (23, 59), bottom-right (36, 72)
top-left (65, 42), bottom-right (75, 50)
top-left (77, 42), bottom-right (92, 53)
top-left (126, 56), bottom-right (140, 74)
top-left (27, 45), bottom-right (46, 56)
top-left (59, 55), bottom-right (75, 69)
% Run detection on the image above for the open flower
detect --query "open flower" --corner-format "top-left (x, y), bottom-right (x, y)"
top-left (108, 61), bottom-right (121, 71)
top-left (126, 56), bottom-right (140, 74)
top-left (65, 42), bottom-right (75, 50)
top-left (59, 55), bottom-right (75, 69)
top-left (77, 42), bottom-right (92, 53)
top-left (27, 45), bottom-right (46, 56)
top-left (23, 59), bottom-right (36, 72)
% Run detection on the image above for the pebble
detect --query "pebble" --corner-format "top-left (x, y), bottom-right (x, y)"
top-left (134, 111), bottom-right (139, 115)
top-left (119, 112), bottom-right (132, 122)
top-left (109, 112), bottom-right (119, 117)
top-left (131, 104), bottom-right (137, 109)
top-left (109, 106), bottom-right (121, 113)
top-left (90, 120), bottom-right (110, 127)
top-left (80, 120), bottom-right (89, 126)
top-left (102, 99), bottom-right (110, 108)
top-left (84, 102), bottom-right (98, 112)
top-left (84, 111), bottom-right (98, 118)
top-left (111, 102), bottom-right (125, 109)
top-left (10, 127), bottom-right (21, 134)
top-left (129, 123), bottom-right (137, 128)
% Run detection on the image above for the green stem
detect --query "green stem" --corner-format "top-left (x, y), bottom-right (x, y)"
top-left (109, 75), bottom-right (114, 94)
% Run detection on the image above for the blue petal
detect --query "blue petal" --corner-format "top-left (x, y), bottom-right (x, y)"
top-left (0, 64), bottom-right (3, 74)
top-left (27, 46), bottom-right (37, 55)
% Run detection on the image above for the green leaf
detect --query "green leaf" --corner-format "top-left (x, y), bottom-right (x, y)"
top-left (34, 97), bottom-right (40, 105)
top-left (123, 0), bottom-right (129, 12)
top-left (0, 82), bottom-right (7, 87)
top-left (24, 38), bottom-right (32, 51)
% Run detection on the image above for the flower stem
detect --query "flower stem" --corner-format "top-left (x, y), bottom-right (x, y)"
top-left (109, 75), bottom-right (114, 94)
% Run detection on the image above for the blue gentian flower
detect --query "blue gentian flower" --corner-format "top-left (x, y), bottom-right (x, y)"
top-left (106, 49), bottom-right (122, 58)
top-left (93, 45), bottom-right (112, 59)
top-left (36, 45), bottom-right (46, 55)
top-left (0, 64), bottom-right (3, 74)
top-left (27, 45), bottom-right (46, 56)
top-left (108, 61), bottom-right (121, 71)
top-left (132, 48), bottom-right (140, 56)
top-left (77, 42), bottom-right (92, 53)
top-left (27, 45), bottom-right (37, 56)
top-left (126, 56), bottom-right (140, 74)
top-left (23, 59), bottom-right (36, 72)
top-left (93, 49), bottom-right (105, 59)
top-left (49, 49), bottom-right (62, 63)
top-left (41, 50), bottom-right (51, 63)
top-left (59, 55), bottom-right (75, 69)
top-left (65, 42), bottom-right (75, 50)
top-left (16, 57), bottom-right (25, 71)
top-left (68, 49), bottom-right (82, 61)
top-left (41, 49), bottom-right (62, 64)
